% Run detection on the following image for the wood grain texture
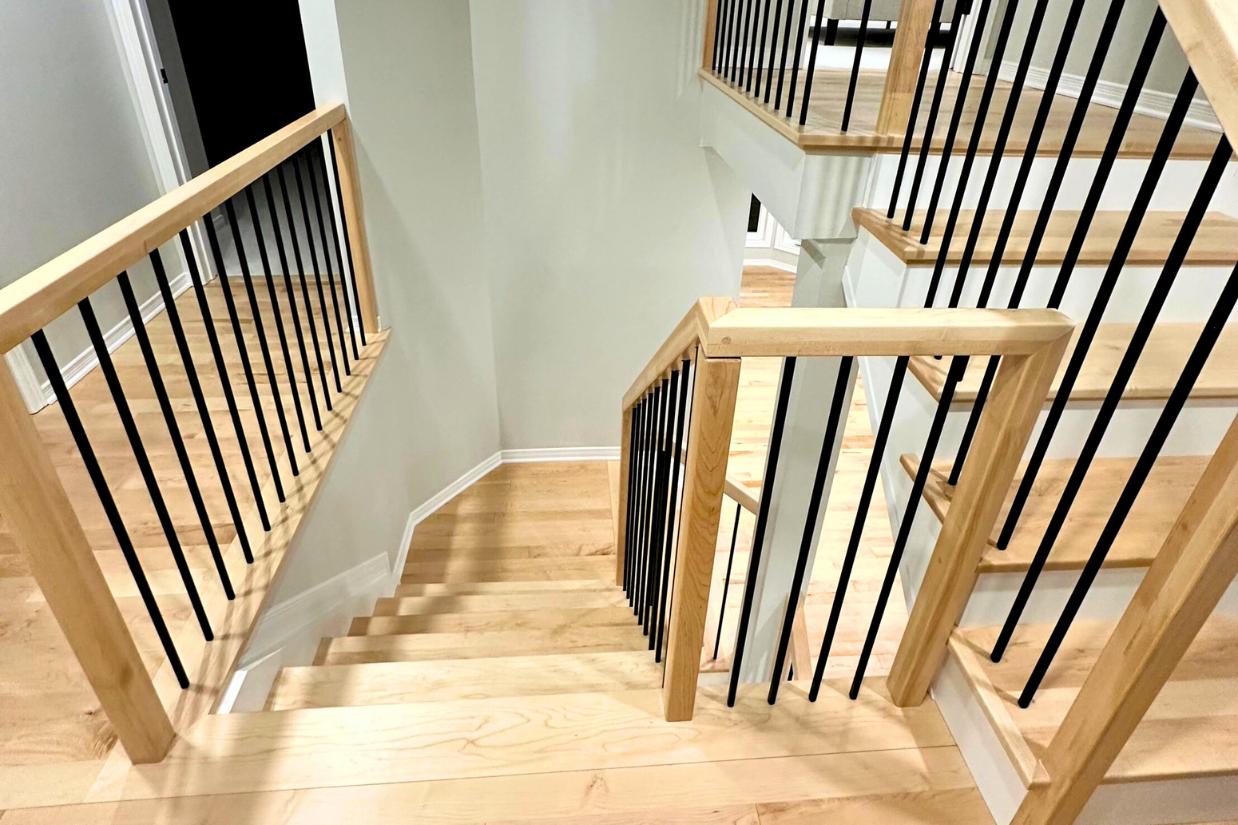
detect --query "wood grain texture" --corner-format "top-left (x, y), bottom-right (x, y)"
top-left (854, 208), bottom-right (1238, 266)
top-left (910, 323), bottom-right (1238, 404)
top-left (888, 332), bottom-right (1071, 706)
top-left (328, 118), bottom-right (379, 335)
top-left (0, 104), bottom-right (346, 351)
top-left (1161, 0), bottom-right (1238, 145)
top-left (623, 298), bottom-right (733, 409)
top-left (876, 0), bottom-right (938, 135)
top-left (663, 356), bottom-right (741, 721)
top-left (901, 454), bottom-right (1207, 573)
top-left (1014, 414), bottom-right (1238, 823)
top-left (616, 406), bottom-right (634, 585)
top-left (317, 625), bottom-right (649, 666)
top-left (348, 605), bottom-right (637, 636)
top-left (0, 363), bottom-right (172, 764)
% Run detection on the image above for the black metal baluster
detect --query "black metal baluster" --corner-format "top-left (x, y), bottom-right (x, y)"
top-left (307, 147), bottom-right (355, 371)
top-left (727, 357), bottom-right (796, 706)
top-left (181, 230), bottom-right (271, 537)
top-left (661, 354), bottom-right (697, 668)
top-left (713, 0), bottom-right (728, 71)
top-left (762, 0), bottom-right (784, 104)
top-left (327, 137), bottom-right (367, 348)
top-left (245, 186), bottom-right (311, 452)
top-left (948, 0), bottom-right (1128, 484)
top-left (772, 0), bottom-right (795, 107)
top-left (992, 132), bottom-right (1229, 661)
top-left (31, 331), bottom-right (189, 688)
top-left (770, 356), bottom-right (852, 704)
top-left (783, 0), bottom-right (812, 117)
top-left (754, 0), bottom-right (773, 99)
top-left (262, 174), bottom-right (322, 432)
top-left (1019, 261), bottom-right (1238, 705)
top-left (901, 1), bottom-right (967, 229)
top-left (222, 201), bottom-right (299, 479)
top-left (78, 296), bottom-right (213, 639)
top-left (713, 501), bottom-right (744, 660)
top-left (887, 0), bottom-right (945, 218)
top-left (735, 0), bottom-right (754, 86)
top-left (293, 155), bottom-right (345, 392)
top-left (204, 215), bottom-right (286, 503)
top-left (917, 0), bottom-right (995, 242)
top-left (151, 247), bottom-right (254, 563)
top-left (840, 0), bottom-right (874, 133)
top-left (920, 0), bottom-right (1020, 304)
top-left (994, 64), bottom-right (1193, 554)
top-left (655, 366), bottom-right (690, 659)
top-left (645, 378), bottom-right (672, 637)
top-left (796, 0), bottom-right (829, 125)
top-left (276, 164), bottom-right (334, 411)
top-left (746, 0), bottom-right (765, 93)
top-left (635, 388), bottom-right (659, 615)
top-left (117, 271), bottom-right (234, 601)
top-left (317, 144), bottom-right (360, 360)
top-left (625, 399), bottom-right (644, 599)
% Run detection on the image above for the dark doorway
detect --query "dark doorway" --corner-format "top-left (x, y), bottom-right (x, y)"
top-left (165, 0), bottom-right (315, 167)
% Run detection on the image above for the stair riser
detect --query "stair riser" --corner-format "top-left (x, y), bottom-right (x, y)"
top-left (374, 591), bottom-right (628, 614)
top-left (349, 607), bottom-right (638, 636)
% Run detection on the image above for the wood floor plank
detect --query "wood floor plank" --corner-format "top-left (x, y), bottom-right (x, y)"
top-left (317, 625), bottom-right (649, 664)
top-left (391, 580), bottom-right (614, 597)
top-left (348, 606), bottom-right (638, 636)
top-left (372, 590), bottom-right (628, 615)
top-left (401, 556), bottom-right (615, 583)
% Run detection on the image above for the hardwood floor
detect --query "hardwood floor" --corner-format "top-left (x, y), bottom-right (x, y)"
top-left (702, 67), bottom-right (1221, 158)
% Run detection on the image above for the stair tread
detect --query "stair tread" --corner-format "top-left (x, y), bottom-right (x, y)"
top-left (901, 453), bottom-right (1206, 572)
top-left (854, 208), bottom-right (1238, 267)
top-left (951, 614), bottom-right (1238, 787)
top-left (392, 579), bottom-right (615, 597)
top-left (349, 605), bottom-right (638, 636)
top-left (317, 624), bottom-right (648, 665)
top-left (267, 651), bottom-right (663, 710)
top-left (401, 555), bottom-right (615, 583)
top-left (373, 589), bottom-right (629, 615)
top-left (150, 680), bottom-right (952, 800)
top-left (909, 322), bottom-right (1238, 405)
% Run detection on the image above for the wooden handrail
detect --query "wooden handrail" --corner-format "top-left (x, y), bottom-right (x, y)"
top-left (1160, 0), bottom-right (1238, 145)
top-left (0, 103), bottom-right (348, 353)
top-left (622, 298), bottom-right (1073, 721)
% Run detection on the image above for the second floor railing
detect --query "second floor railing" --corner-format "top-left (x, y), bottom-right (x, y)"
top-left (0, 102), bottom-right (382, 764)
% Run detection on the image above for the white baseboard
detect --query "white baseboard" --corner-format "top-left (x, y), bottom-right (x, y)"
top-left (4, 350), bottom-right (46, 414)
top-left (407, 451), bottom-right (503, 526)
top-left (35, 268), bottom-right (193, 410)
top-left (998, 62), bottom-right (1221, 133)
top-left (501, 446), bottom-right (620, 463)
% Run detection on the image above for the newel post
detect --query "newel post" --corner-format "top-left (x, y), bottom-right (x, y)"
top-left (329, 116), bottom-right (380, 336)
top-left (662, 354), bottom-right (741, 721)
top-left (876, 0), bottom-right (939, 135)
top-left (0, 358), bottom-right (174, 763)
top-left (887, 332), bottom-right (1071, 706)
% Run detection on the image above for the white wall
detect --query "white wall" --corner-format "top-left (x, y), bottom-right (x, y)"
top-left (470, 0), bottom-right (750, 448)
top-left (0, 1), bottom-right (181, 398)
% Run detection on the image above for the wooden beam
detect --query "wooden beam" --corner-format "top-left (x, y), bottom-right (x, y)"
top-left (876, 0), bottom-right (938, 135)
top-left (1160, 0), bottom-right (1238, 147)
top-left (0, 103), bottom-right (346, 354)
top-left (663, 355), bottom-right (741, 721)
top-left (705, 307), bottom-right (1074, 358)
top-left (615, 405), bottom-right (634, 586)
top-left (1012, 414), bottom-right (1238, 824)
top-left (701, 0), bottom-right (720, 69)
top-left (887, 331), bottom-right (1071, 705)
top-left (329, 117), bottom-right (380, 335)
top-left (0, 362), bottom-right (173, 763)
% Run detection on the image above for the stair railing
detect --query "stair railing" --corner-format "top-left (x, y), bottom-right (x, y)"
top-left (617, 299), bottom-right (1073, 721)
top-left (0, 103), bottom-right (380, 763)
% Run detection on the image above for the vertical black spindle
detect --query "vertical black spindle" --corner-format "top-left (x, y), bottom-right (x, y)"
top-left (770, 356), bottom-right (852, 704)
top-left (661, 355), bottom-right (697, 667)
top-left (796, 0), bottom-right (828, 125)
top-left (31, 331), bottom-right (190, 688)
top-left (645, 378), bottom-right (672, 637)
top-left (205, 214), bottom-right (286, 503)
top-left (327, 137), bottom-right (367, 348)
top-left (746, 0), bottom-right (765, 93)
top-left (886, 0), bottom-right (945, 218)
top-left (754, 0), bottom-right (774, 99)
top-left (307, 147), bottom-right (355, 371)
top-left (294, 153), bottom-right (346, 390)
top-left (181, 230), bottom-right (271, 537)
top-left (655, 367), bottom-right (689, 658)
top-left (727, 357), bottom-right (796, 706)
top-left (773, 0), bottom-right (796, 108)
top-left (317, 144), bottom-right (360, 360)
top-left (117, 271), bottom-right (234, 600)
top-left (79, 296), bottom-right (213, 639)
top-left (735, 0), bottom-right (754, 86)
top-left (840, 0), bottom-right (874, 133)
top-left (713, 501), bottom-right (744, 660)
top-left (762, 0), bottom-right (784, 104)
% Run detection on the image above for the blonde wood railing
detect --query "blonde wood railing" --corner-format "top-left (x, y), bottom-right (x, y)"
top-left (619, 299), bottom-right (1073, 721)
top-left (0, 102), bottom-right (379, 763)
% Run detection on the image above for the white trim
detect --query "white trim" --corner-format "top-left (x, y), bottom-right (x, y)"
top-left (4, 350), bottom-right (46, 413)
top-left (998, 62), bottom-right (1222, 133)
top-left (407, 451), bottom-right (502, 525)
top-left (501, 446), bottom-right (621, 463)
top-left (39, 269), bottom-right (193, 406)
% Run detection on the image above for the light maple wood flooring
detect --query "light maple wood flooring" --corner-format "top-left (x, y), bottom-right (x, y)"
top-left (703, 66), bottom-right (1222, 157)
top-left (707, 268), bottom-right (905, 684)
top-left (0, 275), bottom-right (352, 786)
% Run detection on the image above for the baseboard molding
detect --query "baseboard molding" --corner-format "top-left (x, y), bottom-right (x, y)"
top-left (501, 446), bottom-right (620, 463)
top-left (36, 268), bottom-right (193, 409)
top-left (998, 62), bottom-right (1221, 132)
top-left (4, 350), bottom-right (46, 413)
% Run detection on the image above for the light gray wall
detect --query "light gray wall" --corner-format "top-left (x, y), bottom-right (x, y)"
top-left (269, 0), bottom-right (504, 597)
top-left (0, 1), bottom-right (171, 383)
top-left (471, 0), bottom-right (750, 449)
top-left (1002, 0), bottom-right (1193, 96)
